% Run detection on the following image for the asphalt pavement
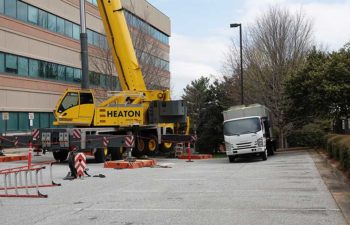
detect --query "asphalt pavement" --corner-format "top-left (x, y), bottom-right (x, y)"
top-left (0, 150), bottom-right (347, 225)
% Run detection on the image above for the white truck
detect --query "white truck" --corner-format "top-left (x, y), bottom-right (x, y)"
top-left (223, 104), bottom-right (275, 163)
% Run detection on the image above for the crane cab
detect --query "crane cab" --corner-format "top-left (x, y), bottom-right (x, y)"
top-left (53, 89), bottom-right (95, 126)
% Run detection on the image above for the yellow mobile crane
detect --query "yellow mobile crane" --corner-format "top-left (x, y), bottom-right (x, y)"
top-left (46, 0), bottom-right (189, 162)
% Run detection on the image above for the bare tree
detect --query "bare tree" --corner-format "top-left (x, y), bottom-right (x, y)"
top-left (223, 6), bottom-right (313, 149)
top-left (89, 45), bottom-right (119, 92)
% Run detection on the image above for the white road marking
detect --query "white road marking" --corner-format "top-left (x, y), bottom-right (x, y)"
top-left (75, 208), bottom-right (340, 212)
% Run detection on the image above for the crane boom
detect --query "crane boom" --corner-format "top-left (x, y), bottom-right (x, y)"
top-left (97, 0), bottom-right (146, 91)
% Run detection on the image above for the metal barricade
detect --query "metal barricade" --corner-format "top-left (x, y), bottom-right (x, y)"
top-left (0, 162), bottom-right (61, 198)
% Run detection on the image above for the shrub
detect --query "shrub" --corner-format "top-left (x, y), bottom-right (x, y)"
top-left (325, 134), bottom-right (350, 170)
top-left (288, 121), bottom-right (330, 148)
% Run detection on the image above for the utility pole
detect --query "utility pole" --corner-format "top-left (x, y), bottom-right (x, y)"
top-left (80, 0), bottom-right (89, 89)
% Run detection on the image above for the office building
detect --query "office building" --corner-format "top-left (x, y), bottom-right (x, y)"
top-left (0, 0), bottom-right (171, 134)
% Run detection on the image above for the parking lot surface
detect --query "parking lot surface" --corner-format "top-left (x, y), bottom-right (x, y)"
top-left (0, 151), bottom-right (347, 225)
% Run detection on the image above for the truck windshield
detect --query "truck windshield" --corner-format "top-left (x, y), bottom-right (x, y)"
top-left (223, 118), bottom-right (261, 136)
top-left (58, 92), bottom-right (79, 113)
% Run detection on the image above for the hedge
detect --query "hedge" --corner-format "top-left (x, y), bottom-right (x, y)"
top-left (325, 134), bottom-right (350, 170)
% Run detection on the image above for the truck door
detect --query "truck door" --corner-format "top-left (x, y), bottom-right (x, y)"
top-left (78, 92), bottom-right (95, 125)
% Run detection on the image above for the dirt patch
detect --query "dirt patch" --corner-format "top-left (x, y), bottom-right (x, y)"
top-left (310, 150), bottom-right (350, 224)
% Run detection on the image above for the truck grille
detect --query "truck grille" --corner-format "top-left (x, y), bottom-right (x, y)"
top-left (234, 142), bottom-right (257, 150)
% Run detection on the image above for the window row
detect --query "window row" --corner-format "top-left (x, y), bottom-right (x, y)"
top-left (0, 0), bottom-right (107, 48)
top-left (135, 50), bottom-right (170, 71)
top-left (0, 52), bottom-right (118, 90)
top-left (84, 0), bottom-right (170, 45)
top-left (86, 0), bottom-right (98, 5)
top-left (0, 112), bottom-right (56, 133)
top-left (124, 10), bottom-right (169, 45)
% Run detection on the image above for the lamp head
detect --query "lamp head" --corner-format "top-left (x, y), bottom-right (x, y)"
top-left (230, 23), bottom-right (241, 28)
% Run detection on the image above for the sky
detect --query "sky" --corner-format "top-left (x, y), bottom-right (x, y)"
top-left (148, 0), bottom-right (350, 99)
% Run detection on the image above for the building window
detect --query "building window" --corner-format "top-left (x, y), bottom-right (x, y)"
top-left (29, 59), bottom-right (39, 77)
top-left (38, 61), bottom-right (46, 78)
top-left (0, 113), bottom-right (5, 133)
top-left (74, 69), bottom-right (81, 82)
top-left (1, 51), bottom-right (116, 89)
top-left (0, 53), bottom-right (4, 73)
top-left (87, 29), bottom-right (93, 45)
top-left (39, 113), bottom-right (49, 128)
top-left (7, 112), bottom-right (18, 131)
top-left (19, 112), bottom-right (29, 131)
top-left (46, 63), bottom-right (57, 80)
top-left (64, 20), bottom-right (73, 38)
top-left (57, 65), bottom-right (66, 81)
top-left (48, 13), bottom-right (57, 32)
top-left (49, 114), bottom-right (55, 128)
top-left (28, 5), bottom-right (38, 24)
top-left (66, 67), bottom-right (74, 82)
top-left (18, 57), bottom-right (28, 76)
top-left (56, 17), bottom-right (64, 35)
top-left (93, 32), bottom-right (99, 46)
top-left (73, 24), bottom-right (80, 40)
top-left (17, 1), bottom-right (28, 22)
top-left (0, 0), bottom-right (4, 14)
top-left (38, 9), bottom-right (48, 28)
top-left (89, 72), bottom-right (100, 86)
top-left (5, 54), bottom-right (17, 74)
top-left (4, 0), bottom-right (16, 18)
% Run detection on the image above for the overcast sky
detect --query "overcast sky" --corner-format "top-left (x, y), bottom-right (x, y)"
top-left (148, 0), bottom-right (350, 99)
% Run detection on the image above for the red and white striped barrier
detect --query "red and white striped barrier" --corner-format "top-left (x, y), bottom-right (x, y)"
top-left (74, 153), bottom-right (86, 179)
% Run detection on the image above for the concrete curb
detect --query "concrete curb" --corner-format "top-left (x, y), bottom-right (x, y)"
top-left (104, 159), bottom-right (157, 169)
top-left (0, 154), bottom-right (28, 163)
top-left (311, 149), bottom-right (350, 225)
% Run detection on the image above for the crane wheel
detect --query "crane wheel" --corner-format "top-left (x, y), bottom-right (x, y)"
top-left (109, 147), bottom-right (123, 160)
top-left (146, 135), bottom-right (159, 156)
top-left (53, 150), bottom-right (69, 162)
top-left (132, 138), bottom-right (146, 157)
top-left (94, 148), bottom-right (107, 163)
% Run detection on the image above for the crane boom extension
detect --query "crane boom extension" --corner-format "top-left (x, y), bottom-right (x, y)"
top-left (97, 0), bottom-right (146, 91)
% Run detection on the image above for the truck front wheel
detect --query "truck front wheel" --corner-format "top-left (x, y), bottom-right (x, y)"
top-left (229, 156), bottom-right (235, 163)
top-left (261, 150), bottom-right (267, 161)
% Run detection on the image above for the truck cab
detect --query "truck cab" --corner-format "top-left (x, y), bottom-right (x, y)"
top-left (54, 89), bottom-right (95, 126)
top-left (223, 104), bottom-right (275, 163)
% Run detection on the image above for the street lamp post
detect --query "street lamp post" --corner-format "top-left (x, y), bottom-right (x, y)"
top-left (230, 23), bottom-right (243, 105)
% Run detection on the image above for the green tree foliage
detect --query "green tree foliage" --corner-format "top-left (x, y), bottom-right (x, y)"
top-left (182, 76), bottom-right (240, 153)
top-left (182, 76), bottom-right (210, 132)
top-left (286, 45), bottom-right (350, 127)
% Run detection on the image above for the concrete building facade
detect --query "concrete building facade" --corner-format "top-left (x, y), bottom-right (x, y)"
top-left (0, 0), bottom-right (171, 134)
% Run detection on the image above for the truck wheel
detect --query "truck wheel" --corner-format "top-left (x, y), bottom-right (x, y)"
top-left (109, 147), bottom-right (123, 160)
top-left (229, 156), bottom-right (235, 163)
top-left (267, 144), bottom-right (275, 156)
top-left (160, 142), bottom-right (174, 153)
top-left (160, 129), bottom-right (174, 153)
top-left (94, 148), bottom-right (107, 163)
top-left (146, 135), bottom-right (159, 156)
top-left (261, 150), bottom-right (267, 161)
top-left (53, 150), bottom-right (69, 162)
top-left (132, 138), bottom-right (146, 157)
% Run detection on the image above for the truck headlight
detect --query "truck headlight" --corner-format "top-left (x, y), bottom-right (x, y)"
top-left (225, 142), bottom-right (231, 150)
top-left (257, 138), bottom-right (263, 147)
